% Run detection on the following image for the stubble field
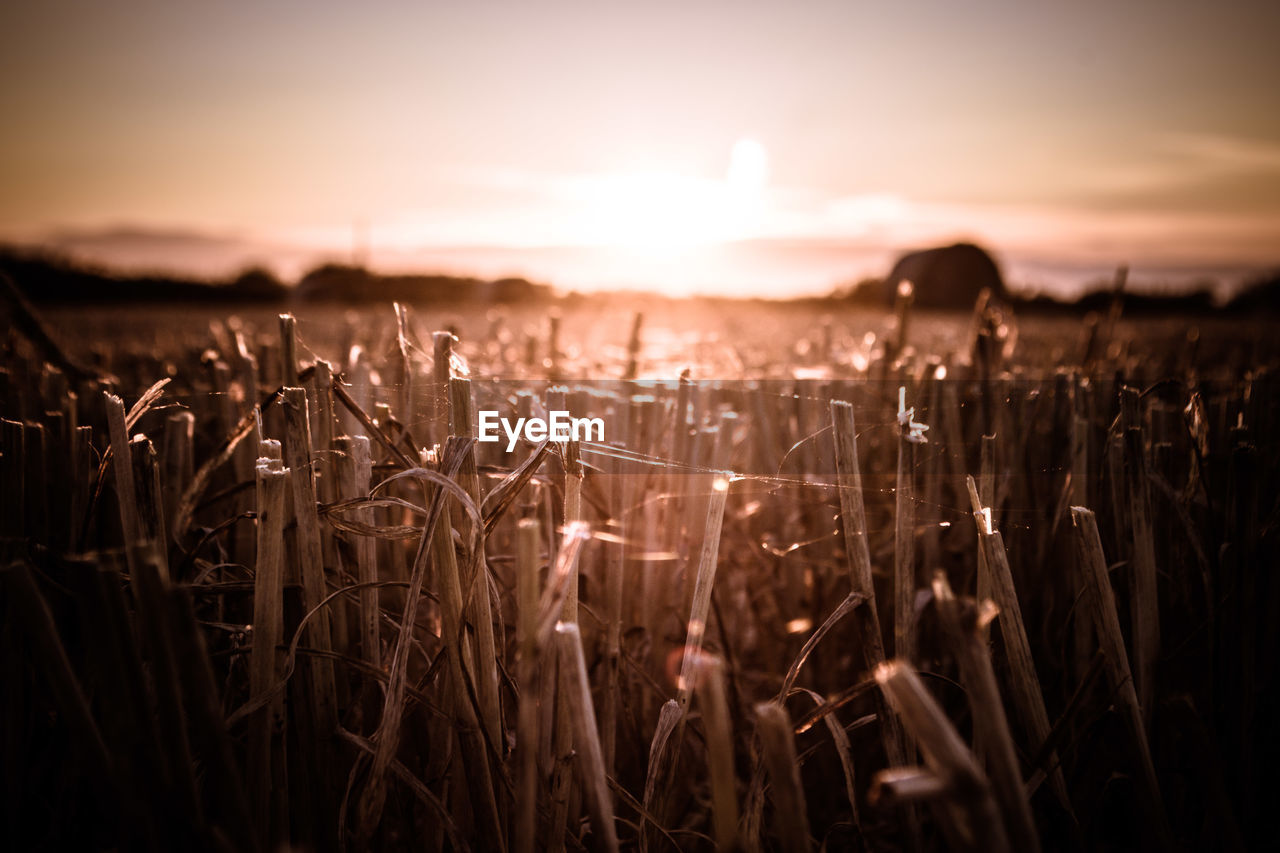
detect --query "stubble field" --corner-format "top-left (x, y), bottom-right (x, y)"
top-left (3, 295), bottom-right (1276, 852)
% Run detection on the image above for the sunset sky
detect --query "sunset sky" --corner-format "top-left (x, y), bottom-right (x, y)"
top-left (2, 1), bottom-right (1278, 296)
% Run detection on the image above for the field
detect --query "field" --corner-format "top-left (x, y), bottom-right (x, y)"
top-left (2, 292), bottom-right (1277, 852)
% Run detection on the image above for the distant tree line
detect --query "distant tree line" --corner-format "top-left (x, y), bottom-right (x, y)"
top-left (0, 248), bottom-right (552, 305)
top-left (1, 242), bottom-right (1275, 313)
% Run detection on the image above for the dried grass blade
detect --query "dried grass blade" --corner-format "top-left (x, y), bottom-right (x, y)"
top-left (482, 438), bottom-right (552, 535)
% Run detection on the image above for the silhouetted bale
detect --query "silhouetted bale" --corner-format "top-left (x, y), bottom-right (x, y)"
top-left (881, 242), bottom-right (1006, 310)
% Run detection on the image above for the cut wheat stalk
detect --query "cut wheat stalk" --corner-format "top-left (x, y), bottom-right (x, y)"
top-left (105, 392), bottom-right (141, 573)
top-left (310, 362), bottom-right (350, 696)
top-left (514, 518), bottom-right (542, 853)
top-left (1070, 387), bottom-right (1090, 508)
top-left (600, 441), bottom-right (627, 777)
top-left (1071, 506), bottom-right (1173, 848)
top-left (555, 621), bottom-right (621, 853)
top-left (1070, 404), bottom-right (1095, 684)
top-left (931, 572), bottom-right (1040, 853)
top-left (307, 360), bottom-right (337, 503)
top-left (937, 375), bottom-right (967, 493)
top-left (282, 387), bottom-right (338, 738)
top-left (920, 364), bottom-right (946, 579)
top-left (970, 431), bottom-right (997, 764)
top-left (1120, 385), bottom-right (1160, 719)
top-left (672, 372), bottom-right (696, 608)
top-left (547, 310), bottom-right (562, 378)
top-left (162, 411), bottom-right (195, 546)
top-left (340, 345), bottom-right (371, 438)
top-left (895, 388), bottom-right (918, 664)
top-left (675, 472), bottom-right (730, 712)
top-left (249, 455), bottom-right (288, 848)
top-left (755, 700), bottom-right (812, 853)
top-left (433, 330), bottom-right (454, 447)
top-left (964, 475), bottom-right (1071, 814)
top-left (546, 521), bottom-right (593, 853)
top-left (393, 303), bottom-right (413, 430)
top-left (874, 661), bottom-right (1011, 853)
top-left (641, 699), bottom-right (684, 853)
top-left (693, 652), bottom-right (739, 850)
top-left (335, 434), bottom-right (380, 670)
top-left (561, 436), bottom-right (584, 621)
top-left (233, 326), bottom-right (260, 413)
top-left (830, 400), bottom-right (915, 786)
top-left (624, 311), bottom-right (644, 381)
top-left (69, 423), bottom-right (92, 551)
top-left (977, 434), bottom-right (996, 602)
top-left (23, 420), bottom-right (49, 547)
top-left (130, 433), bottom-right (169, 577)
top-left (279, 313), bottom-right (299, 386)
top-left (450, 376), bottom-right (504, 763)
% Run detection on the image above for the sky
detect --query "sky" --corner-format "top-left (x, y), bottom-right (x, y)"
top-left (2, 0), bottom-right (1279, 297)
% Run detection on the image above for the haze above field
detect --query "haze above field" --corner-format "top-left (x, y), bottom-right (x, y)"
top-left (2, 1), bottom-right (1278, 298)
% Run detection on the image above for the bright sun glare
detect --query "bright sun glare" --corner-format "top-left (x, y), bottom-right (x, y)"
top-left (727, 137), bottom-right (769, 197)
top-left (582, 137), bottom-right (771, 251)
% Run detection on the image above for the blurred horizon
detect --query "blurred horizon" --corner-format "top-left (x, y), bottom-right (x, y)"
top-left (9, 225), bottom-right (1277, 302)
top-left (3, 1), bottom-right (1278, 299)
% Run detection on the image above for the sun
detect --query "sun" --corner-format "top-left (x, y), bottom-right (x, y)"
top-left (725, 137), bottom-right (770, 237)
top-left (579, 171), bottom-right (724, 251)
top-left (565, 138), bottom-right (772, 252)
top-left (727, 137), bottom-right (769, 198)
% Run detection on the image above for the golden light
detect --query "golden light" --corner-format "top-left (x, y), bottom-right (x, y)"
top-left (727, 137), bottom-right (769, 197)
top-left (560, 138), bottom-right (773, 253)
top-left (575, 171), bottom-right (728, 250)
top-left (727, 137), bottom-right (769, 236)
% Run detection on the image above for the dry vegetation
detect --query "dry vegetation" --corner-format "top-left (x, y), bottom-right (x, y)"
top-left (2, 283), bottom-right (1277, 852)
